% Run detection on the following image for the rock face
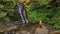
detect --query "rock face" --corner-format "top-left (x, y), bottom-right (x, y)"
top-left (35, 26), bottom-right (49, 34)
top-left (50, 30), bottom-right (60, 34)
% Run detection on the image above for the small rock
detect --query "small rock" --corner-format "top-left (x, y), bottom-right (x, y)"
top-left (21, 30), bottom-right (31, 34)
top-left (16, 30), bottom-right (31, 34)
top-left (50, 30), bottom-right (60, 34)
top-left (35, 26), bottom-right (49, 34)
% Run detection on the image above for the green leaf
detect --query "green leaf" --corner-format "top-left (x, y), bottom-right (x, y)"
top-left (0, 12), bottom-right (7, 18)
top-left (0, 5), bottom-right (4, 9)
top-left (38, 0), bottom-right (49, 5)
top-left (3, 17), bottom-right (11, 23)
top-left (53, 23), bottom-right (60, 29)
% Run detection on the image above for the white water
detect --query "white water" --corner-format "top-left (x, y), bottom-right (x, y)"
top-left (17, 3), bottom-right (28, 25)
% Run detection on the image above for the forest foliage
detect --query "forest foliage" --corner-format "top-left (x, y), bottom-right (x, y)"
top-left (25, 0), bottom-right (60, 29)
top-left (0, 0), bottom-right (60, 29)
top-left (0, 0), bottom-right (16, 23)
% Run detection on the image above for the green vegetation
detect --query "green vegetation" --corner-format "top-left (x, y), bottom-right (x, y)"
top-left (0, 0), bottom-right (60, 29)
top-left (25, 0), bottom-right (60, 29)
top-left (0, 0), bottom-right (16, 23)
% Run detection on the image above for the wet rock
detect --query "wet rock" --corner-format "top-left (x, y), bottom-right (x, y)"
top-left (16, 30), bottom-right (31, 34)
top-left (50, 30), bottom-right (60, 34)
top-left (45, 23), bottom-right (55, 32)
top-left (28, 19), bottom-right (38, 24)
top-left (0, 25), bottom-right (18, 32)
top-left (35, 26), bottom-right (49, 34)
top-left (21, 31), bottom-right (30, 34)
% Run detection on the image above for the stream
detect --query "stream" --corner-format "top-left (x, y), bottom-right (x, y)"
top-left (17, 2), bottom-right (28, 25)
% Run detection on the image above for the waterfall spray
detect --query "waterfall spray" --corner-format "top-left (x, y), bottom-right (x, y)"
top-left (17, 2), bottom-right (28, 25)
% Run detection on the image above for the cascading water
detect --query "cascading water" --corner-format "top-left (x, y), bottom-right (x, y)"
top-left (17, 2), bottom-right (28, 25)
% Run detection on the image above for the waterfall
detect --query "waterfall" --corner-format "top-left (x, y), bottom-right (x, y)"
top-left (17, 2), bottom-right (28, 25)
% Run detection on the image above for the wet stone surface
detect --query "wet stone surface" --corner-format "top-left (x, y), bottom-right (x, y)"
top-left (35, 26), bottom-right (49, 34)
top-left (0, 23), bottom-right (50, 34)
top-left (49, 30), bottom-right (60, 34)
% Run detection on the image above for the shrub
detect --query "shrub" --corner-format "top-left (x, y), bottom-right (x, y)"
top-left (0, 0), bottom-right (16, 23)
top-left (25, 0), bottom-right (60, 29)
